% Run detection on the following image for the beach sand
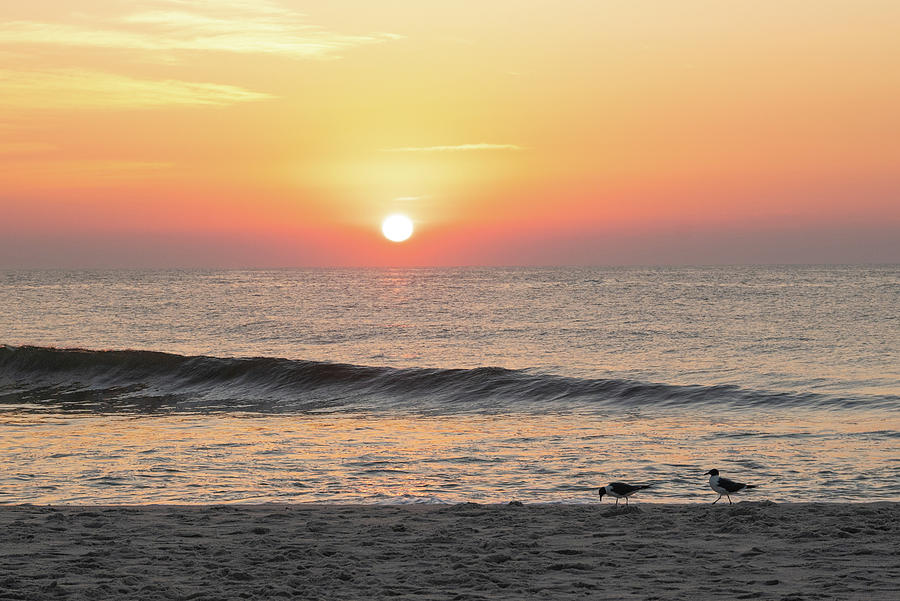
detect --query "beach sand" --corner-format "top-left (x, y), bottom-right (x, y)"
top-left (1, 502), bottom-right (897, 600)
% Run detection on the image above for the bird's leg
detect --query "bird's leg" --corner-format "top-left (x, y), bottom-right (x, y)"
top-left (713, 495), bottom-right (721, 504)
top-left (727, 495), bottom-right (733, 505)
top-left (625, 497), bottom-right (629, 506)
top-left (615, 498), bottom-right (619, 506)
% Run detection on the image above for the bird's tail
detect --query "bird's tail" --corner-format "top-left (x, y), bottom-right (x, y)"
top-left (638, 484), bottom-right (654, 490)
top-left (744, 484), bottom-right (758, 489)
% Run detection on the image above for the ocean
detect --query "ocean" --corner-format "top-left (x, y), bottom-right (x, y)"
top-left (1, 266), bottom-right (898, 504)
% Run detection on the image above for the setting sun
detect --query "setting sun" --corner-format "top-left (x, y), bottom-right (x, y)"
top-left (382, 214), bottom-right (414, 243)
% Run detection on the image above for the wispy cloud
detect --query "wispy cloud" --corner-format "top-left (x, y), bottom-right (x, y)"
top-left (0, 69), bottom-right (273, 109)
top-left (0, 1), bottom-right (397, 59)
top-left (153, 0), bottom-right (311, 17)
top-left (382, 143), bottom-right (524, 153)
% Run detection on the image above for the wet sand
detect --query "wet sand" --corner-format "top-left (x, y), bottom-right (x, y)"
top-left (1, 502), bottom-right (897, 600)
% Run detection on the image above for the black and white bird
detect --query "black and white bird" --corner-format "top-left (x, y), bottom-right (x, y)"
top-left (598, 482), bottom-right (653, 506)
top-left (705, 469), bottom-right (757, 504)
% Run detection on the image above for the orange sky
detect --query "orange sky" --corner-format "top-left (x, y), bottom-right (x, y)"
top-left (1, 0), bottom-right (898, 266)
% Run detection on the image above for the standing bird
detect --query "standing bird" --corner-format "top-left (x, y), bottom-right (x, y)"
top-left (598, 482), bottom-right (653, 506)
top-left (705, 469), bottom-right (756, 504)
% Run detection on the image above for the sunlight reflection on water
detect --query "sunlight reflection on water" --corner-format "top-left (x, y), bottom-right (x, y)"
top-left (2, 409), bottom-right (897, 504)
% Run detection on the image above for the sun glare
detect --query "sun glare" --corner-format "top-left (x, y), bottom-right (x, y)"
top-left (381, 214), bottom-right (414, 242)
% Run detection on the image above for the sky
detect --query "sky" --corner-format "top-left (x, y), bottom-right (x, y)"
top-left (1, 0), bottom-right (898, 267)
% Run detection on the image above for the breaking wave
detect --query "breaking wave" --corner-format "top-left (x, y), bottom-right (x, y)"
top-left (1, 346), bottom-right (895, 415)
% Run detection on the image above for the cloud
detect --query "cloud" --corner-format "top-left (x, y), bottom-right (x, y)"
top-left (0, 1), bottom-right (397, 59)
top-left (152, 0), bottom-right (307, 17)
top-left (0, 69), bottom-right (273, 109)
top-left (382, 144), bottom-right (524, 153)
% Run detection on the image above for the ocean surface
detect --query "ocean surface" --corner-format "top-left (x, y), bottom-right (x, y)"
top-left (1, 266), bottom-right (898, 504)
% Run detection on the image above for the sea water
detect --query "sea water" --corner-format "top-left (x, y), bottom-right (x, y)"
top-left (1, 266), bottom-right (897, 503)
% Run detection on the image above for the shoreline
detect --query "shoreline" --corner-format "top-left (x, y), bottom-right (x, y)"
top-left (2, 502), bottom-right (897, 600)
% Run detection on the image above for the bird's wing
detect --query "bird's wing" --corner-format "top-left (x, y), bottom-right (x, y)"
top-left (717, 477), bottom-right (746, 492)
top-left (609, 482), bottom-right (640, 495)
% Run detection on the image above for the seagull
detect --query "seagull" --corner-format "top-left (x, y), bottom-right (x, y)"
top-left (705, 469), bottom-right (757, 504)
top-left (598, 482), bottom-right (653, 506)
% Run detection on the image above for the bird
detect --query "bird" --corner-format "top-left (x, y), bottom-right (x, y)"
top-left (598, 482), bottom-right (653, 506)
top-left (705, 469), bottom-right (757, 504)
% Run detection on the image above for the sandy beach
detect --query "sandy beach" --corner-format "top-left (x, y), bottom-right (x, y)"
top-left (1, 502), bottom-right (897, 600)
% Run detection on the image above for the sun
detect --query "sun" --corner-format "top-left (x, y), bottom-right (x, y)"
top-left (381, 214), bottom-right (414, 242)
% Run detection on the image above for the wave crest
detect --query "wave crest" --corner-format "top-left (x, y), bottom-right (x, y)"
top-left (0, 346), bottom-right (893, 414)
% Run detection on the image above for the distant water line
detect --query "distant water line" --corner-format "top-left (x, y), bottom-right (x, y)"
top-left (2, 266), bottom-right (898, 398)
